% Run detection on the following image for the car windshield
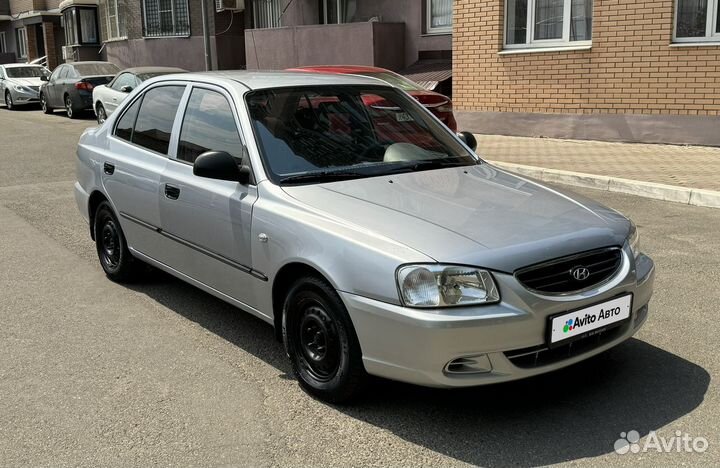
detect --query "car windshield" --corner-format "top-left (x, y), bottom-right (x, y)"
top-left (73, 63), bottom-right (120, 77)
top-left (246, 85), bottom-right (476, 185)
top-left (360, 72), bottom-right (424, 92)
top-left (5, 66), bottom-right (49, 78)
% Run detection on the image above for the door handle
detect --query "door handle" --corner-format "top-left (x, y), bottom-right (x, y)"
top-left (103, 162), bottom-right (115, 175)
top-left (164, 184), bottom-right (180, 200)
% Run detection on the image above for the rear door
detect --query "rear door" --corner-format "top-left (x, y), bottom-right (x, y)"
top-left (102, 83), bottom-right (188, 260)
top-left (157, 84), bottom-right (261, 308)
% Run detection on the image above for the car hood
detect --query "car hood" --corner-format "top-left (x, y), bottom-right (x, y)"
top-left (281, 164), bottom-right (631, 272)
top-left (8, 77), bottom-right (43, 87)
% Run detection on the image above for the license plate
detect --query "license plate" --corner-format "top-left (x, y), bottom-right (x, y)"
top-left (548, 294), bottom-right (632, 346)
top-left (395, 112), bottom-right (413, 122)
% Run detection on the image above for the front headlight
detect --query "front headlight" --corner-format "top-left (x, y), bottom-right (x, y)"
top-left (397, 264), bottom-right (500, 308)
top-left (628, 222), bottom-right (641, 259)
top-left (13, 85), bottom-right (32, 93)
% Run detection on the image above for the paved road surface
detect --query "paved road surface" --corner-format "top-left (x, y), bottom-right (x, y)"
top-left (1, 107), bottom-right (718, 467)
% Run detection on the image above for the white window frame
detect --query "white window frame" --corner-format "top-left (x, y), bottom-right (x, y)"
top-left (673, 0), bottom-right (720, 43)
top-left (504, 0), bottom-right (592, 50)
top-left (104, 0), bottom-right (126, 40)
top-left (426, 0), bottom-right (452, 35)
top-left (0, 32), bottom-right (6, 53)
top-left (16, 27), bottom-right (28, 59)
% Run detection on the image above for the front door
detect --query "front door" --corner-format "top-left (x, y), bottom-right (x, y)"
top-left (157, 85), bottom-right (260, 308)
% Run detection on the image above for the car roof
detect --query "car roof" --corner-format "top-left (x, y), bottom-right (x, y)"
top-left (154, 70), bottom-right (392, 91)
top-left (289, 65), bottom-right (390, 74)
top-left (2, 63), bottom-right (46, 68)
top-left (122, 66), bottom-right (187, 75)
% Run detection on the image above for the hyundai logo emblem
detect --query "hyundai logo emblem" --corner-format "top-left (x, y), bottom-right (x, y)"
top-left (571, 266), bottom-right (591, 281)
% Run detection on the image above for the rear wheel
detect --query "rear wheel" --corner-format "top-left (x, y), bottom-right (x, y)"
top-left (5, 91), bottom-right (14, 110)
top-left (94, 201), bottom-right (141, 282)
top-left (283, 276), bottom-right (368, 403)
top-left (96, 103), bottom-right (107, 124)
top-left (65, 94), bottom-right (78, 119)
top-left (40, 93), bottom-right (52, 114)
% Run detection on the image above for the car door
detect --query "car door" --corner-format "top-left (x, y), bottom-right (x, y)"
top-left (45, 65), bottom-right (64, 106)
top-left (157, 84), bottom-right (261, 309)
top-left (102, 83), bottom-right (188, 261)
top-left (106, 72), bottom-right (135, 114)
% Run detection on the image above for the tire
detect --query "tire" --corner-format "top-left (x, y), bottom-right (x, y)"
top-left (96, 103), bottom-right (107, 124)
top-left (5, 91), bottom-right (15, 110)
top-left (65, 94), bottom-right (78, 119)
top-left (40, 93), bottom-right (52, 114)
top-left (283, 276), bottom-right (368, 403)
top-left (94, 201), bottom-right (141, 282)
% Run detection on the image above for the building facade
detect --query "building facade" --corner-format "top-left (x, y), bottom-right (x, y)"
top-left (0, 0), bottom-right (65, 69)
top-left (454, 0), bottom-right (720, 146)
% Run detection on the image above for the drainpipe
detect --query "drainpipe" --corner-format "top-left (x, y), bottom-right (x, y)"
top-left (200, 0), bottom-right (213, 71)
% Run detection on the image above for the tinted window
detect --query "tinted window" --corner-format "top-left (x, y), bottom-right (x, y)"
top-left (178, 88), bottom-right (244, 164)
top-left (57, 66), bottom-right (69, 79)
top-left (132, 85), bottom-right (185, 154)
top-left (115, 97), bottom-right (142, 142)
top-left (112, 73), bottom-right (136, 91)
top-left (73, 62), bottom-right (120, 77)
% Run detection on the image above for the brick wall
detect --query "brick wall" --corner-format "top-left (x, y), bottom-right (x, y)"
top-left (8, 0), bottom-right (44, 14)
top-left (453, 0), bottom-right (720, 116)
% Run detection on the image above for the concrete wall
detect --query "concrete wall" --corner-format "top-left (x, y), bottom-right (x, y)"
top-left (453, 0), bottom-right (720, 145)
top-left (245, 21), bottom-right (404, 70)
top-left (104, 37), bottom-right (207, 71)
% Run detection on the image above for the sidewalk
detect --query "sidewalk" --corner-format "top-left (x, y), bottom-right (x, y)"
top-left (475, 135), bottom-right (720, 208)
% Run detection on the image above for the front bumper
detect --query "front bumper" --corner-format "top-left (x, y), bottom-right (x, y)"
top-left (10, 89), bottom-right (40, 105)
top-left (342, 248), bottom-right (655, 388)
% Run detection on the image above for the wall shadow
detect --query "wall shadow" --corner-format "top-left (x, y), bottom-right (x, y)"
top-left (128, 271), bottom-right (710, 467)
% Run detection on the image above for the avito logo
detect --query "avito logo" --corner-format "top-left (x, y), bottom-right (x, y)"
top-left (562, 307), bottom-right (622, 333)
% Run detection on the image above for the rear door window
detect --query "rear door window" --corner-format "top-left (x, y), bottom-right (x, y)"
top-left (177, 88), bottom-right (244, 164)
top-left (130, 85), bottom-right (185, 155)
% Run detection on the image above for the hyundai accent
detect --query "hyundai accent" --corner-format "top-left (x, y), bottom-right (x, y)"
top-left (74, 71), bottom-right (655, 403)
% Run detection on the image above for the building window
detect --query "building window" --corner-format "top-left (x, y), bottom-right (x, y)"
top-left (321, 0), bottom-right (357, 24)
top-left (62, 7), bottom-right (100, 45)
top-left (16, 28), bottom-right (28, 58)
top-left (427, 0), bottom-right (452, 34)
top-left (101, 0), bottom-right (128, 40)
top-left (143, 0), bottom-right (191, 37)
top-left (0, 32), bottom-right (6, 54)
top-left (253, 0), bottom-right (282, 28)
top-left (505, 0), bottom-right (592, 49)
top-left (674, 0), bottom-right (720, 42)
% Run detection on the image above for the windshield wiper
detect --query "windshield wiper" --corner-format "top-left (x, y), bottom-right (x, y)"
top-left (279, 170), bottom-right (370, 185)
top-left (384, 158), bottom-right (476, 175)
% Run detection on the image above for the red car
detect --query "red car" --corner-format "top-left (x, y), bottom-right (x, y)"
top-left (287, 65), bottom-right (457, 132)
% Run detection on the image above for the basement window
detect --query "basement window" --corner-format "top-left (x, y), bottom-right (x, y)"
top-left (674, 0), bottom-right (720, 43)
top-left (505, 0), bottom-right (592, 50)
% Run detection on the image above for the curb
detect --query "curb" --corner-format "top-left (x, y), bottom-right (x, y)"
top-left (488, 161), bottom-right (720, 209)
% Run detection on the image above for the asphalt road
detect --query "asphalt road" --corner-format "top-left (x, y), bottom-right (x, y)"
top-left (0, 106), bottom-right (718, 467)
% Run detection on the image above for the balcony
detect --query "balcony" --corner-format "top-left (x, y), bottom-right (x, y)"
top-left (245, 21), bottom-right (405, 70)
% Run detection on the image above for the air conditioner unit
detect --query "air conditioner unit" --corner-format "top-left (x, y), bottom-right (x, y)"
top-left (216, 0), bottom-right (244, 13)
top-left (61, 45), bottom-right (77, 61)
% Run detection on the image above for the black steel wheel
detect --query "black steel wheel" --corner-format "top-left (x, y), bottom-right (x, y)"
top-left (94, 201), bottom-right (141, 282)
top-left (40, 93), bottom-right (52, 114)
top-left (284, 276), bottom-right (368, 403)
top-left (96, 103), bottom-right (107, 124)
top-left (5, 91), bottom-right (14, 110)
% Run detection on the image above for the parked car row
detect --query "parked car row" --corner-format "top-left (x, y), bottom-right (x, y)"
top-left (1, 62), bottom-right (460, 132)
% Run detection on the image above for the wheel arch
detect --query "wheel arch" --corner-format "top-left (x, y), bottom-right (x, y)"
top-left (88, 190), bottom-right (109, 240)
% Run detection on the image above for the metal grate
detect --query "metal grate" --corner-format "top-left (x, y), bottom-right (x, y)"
top-left (515, 247), bottom-right (622, 295)
top-left (253, 0), bottom-right (281, 28)
top-left (143, 0), bottom-right (190, 37)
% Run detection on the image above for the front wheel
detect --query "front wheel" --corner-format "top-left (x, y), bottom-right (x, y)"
top-left (283, 276), bottom-right (368, 403)
top-left (94, 201), bottom-right (141, 282)
top-left (96, 103), bottom-right (107, 124)
top-left (5, 91), bottom-right (15, 110)
top-left (40, 93), bottom-right (52, 114)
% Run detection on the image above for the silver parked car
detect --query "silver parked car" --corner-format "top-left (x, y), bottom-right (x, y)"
top-left (0, 63), bottom-right (50, 109)
top-left (74, 71), bottom-right (655, 403)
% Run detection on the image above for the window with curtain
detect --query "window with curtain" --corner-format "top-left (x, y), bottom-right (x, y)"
top-left (62, 7), bottom-right (99, 45)
top-left (80, 9), bottom-right (98, 43)
top-left (427, 0), bottom-right (452, 34)
top-left (143, 0), bottom-right (191, 37)
top-left (505, 0), bottom-right (592, 48)
top-left (16, 28), bottom-right (27, 58)
top-left (253, 0), bottom-right (282, 28)
top-left (674, 0), bottom-right (720, 41)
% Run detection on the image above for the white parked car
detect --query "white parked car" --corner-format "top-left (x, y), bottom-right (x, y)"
top-left (92, 67), bottom-right (186, 123)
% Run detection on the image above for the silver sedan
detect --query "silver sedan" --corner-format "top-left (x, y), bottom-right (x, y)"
top-left (74, 71), bottom-right (655, 403)
top-left (0, 63), bottom-right (49, 109)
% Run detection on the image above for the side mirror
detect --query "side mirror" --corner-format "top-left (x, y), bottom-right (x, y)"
top-left (193, 150), bottom-right (251, 185)
top-left (40, 75), bottom-right (49, 82)
top-left (457, 131), bottom-right (477, 152)
top-left (120, 85), bottom-right (133, 93)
